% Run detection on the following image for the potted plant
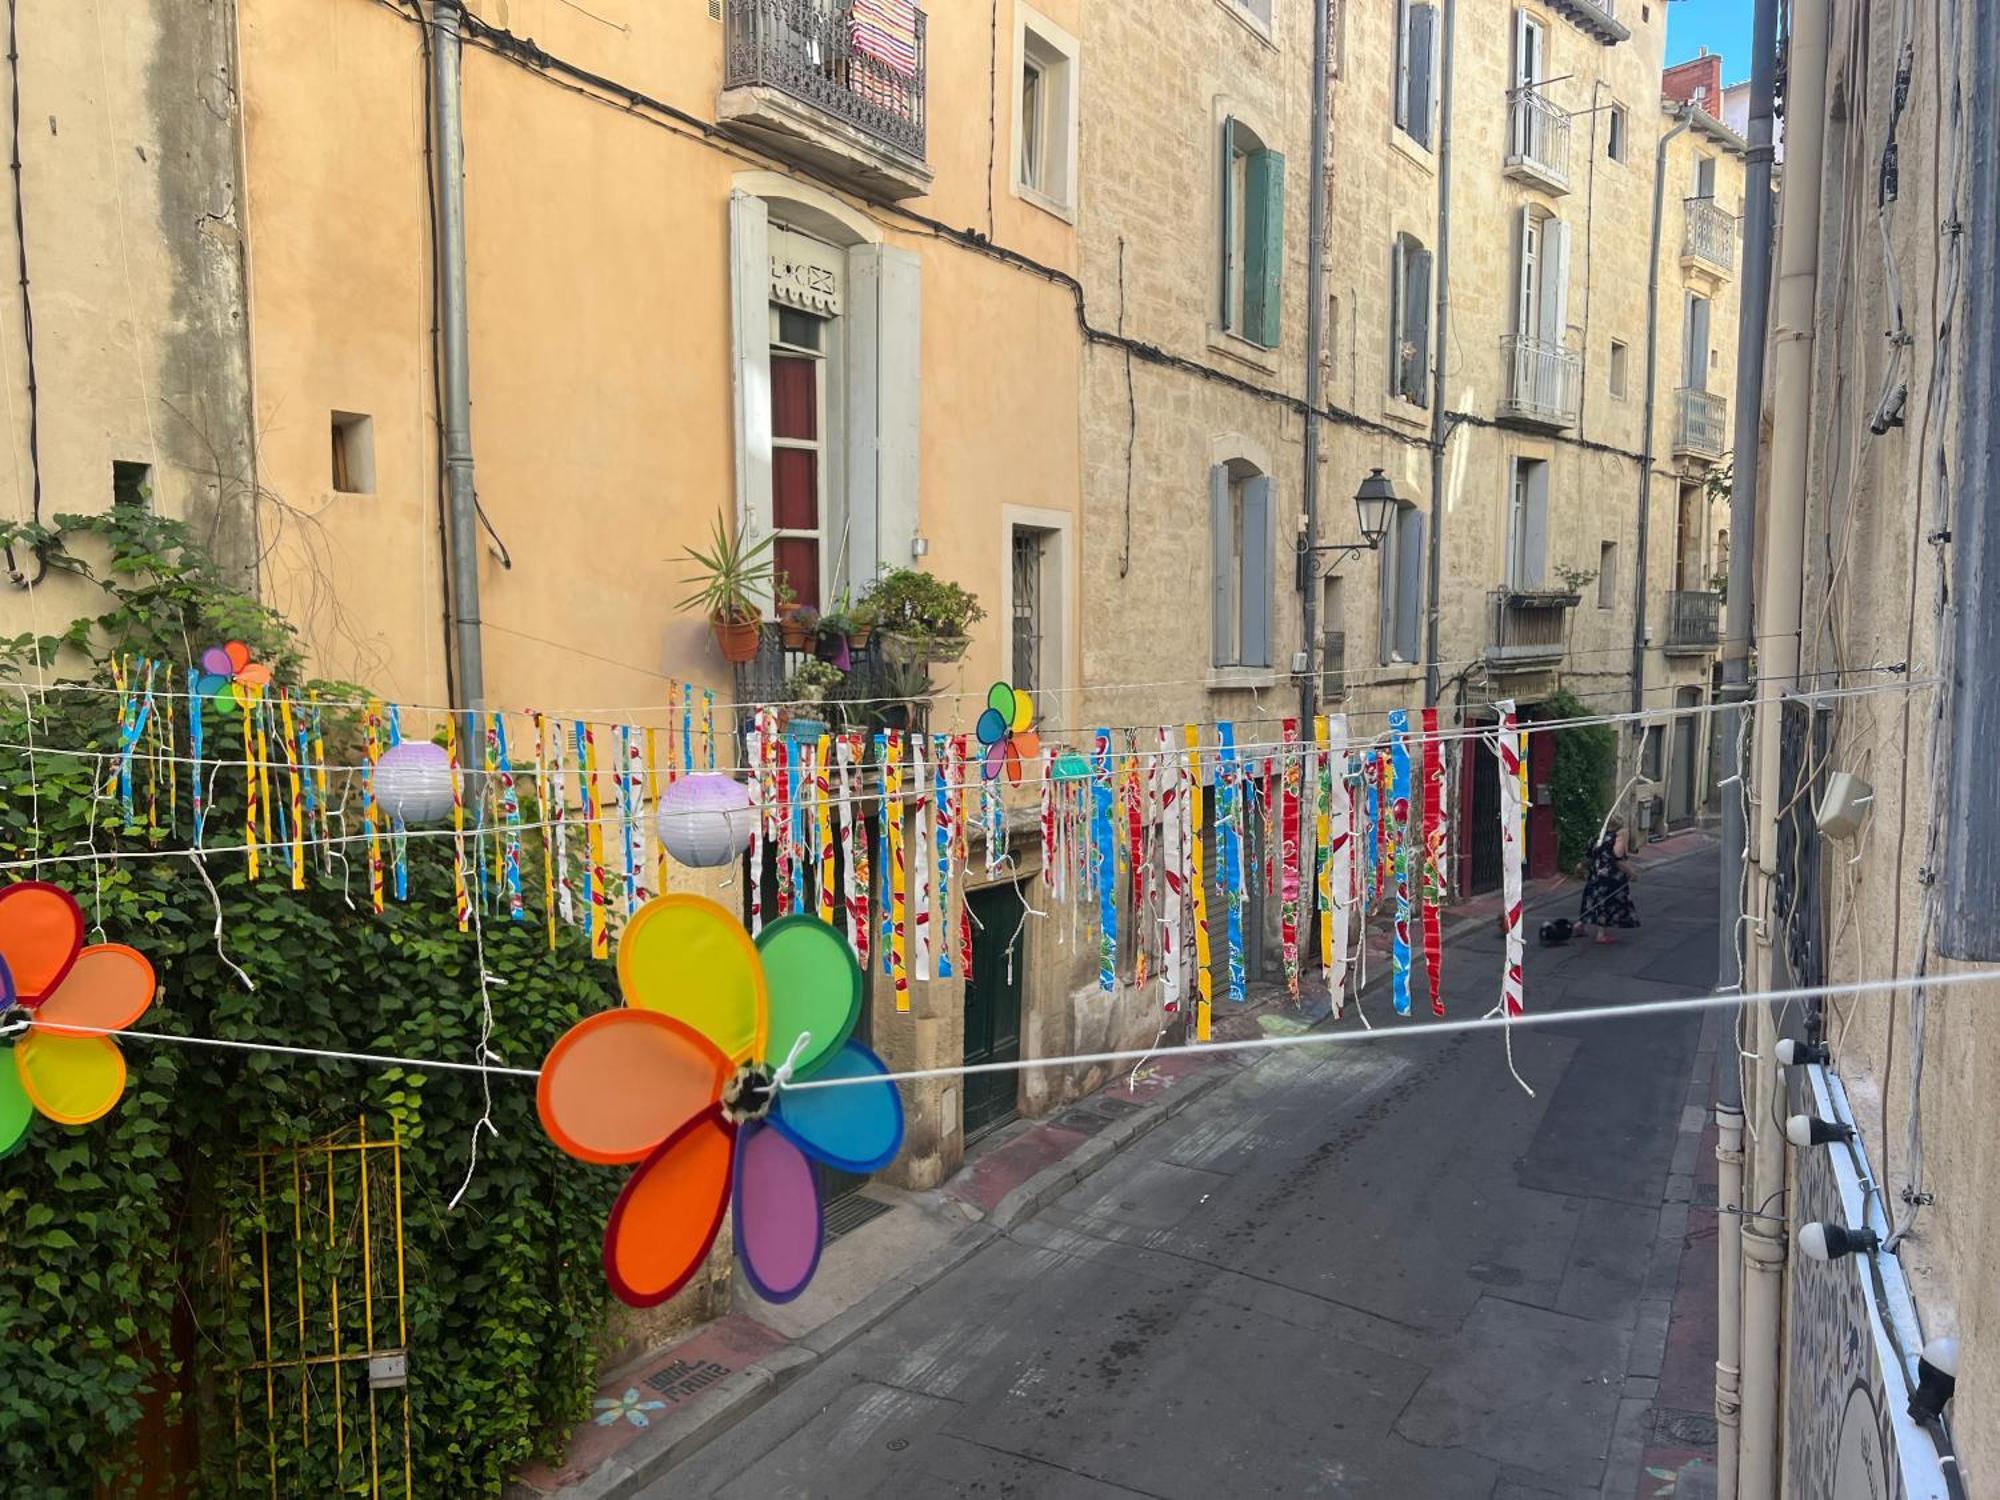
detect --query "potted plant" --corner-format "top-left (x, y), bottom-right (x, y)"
top-left (676, 512), bottom-right (774, 666)
top-left (780, 657), bottom-right (845, 743)
top-left (861, 568), bottom-right (985, 665)
top-left (870, 657), bottom-right (936, 734)
top-left (846, 598), bottom-right (880, 650)
top-left (814, 599), bottom-right (856, 669)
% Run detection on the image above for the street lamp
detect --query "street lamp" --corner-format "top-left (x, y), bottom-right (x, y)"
top-left (1297, 468), bottom-right (1399, 587)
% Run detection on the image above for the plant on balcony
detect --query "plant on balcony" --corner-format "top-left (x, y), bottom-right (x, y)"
top-left (1552, 563), bottom-right (1599, 594)
top-left (862, 568), bottom-right (984, 664)
top-left (867, 657), bottom-right (937, 735)
top-left (1543, 687), bottom-right (1618, 874)
top-left (676, 512), bottom-right (775, 666)
top-left (779, 657), bottom-right (846, 742)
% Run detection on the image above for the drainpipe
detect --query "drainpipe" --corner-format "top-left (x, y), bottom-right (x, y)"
top-left (1741, 2), bottom-right (1831, 1494)
top-left (1299, 0), bottom-right (1332, 727)
top-left (1713, 2), bottom-right (1779, 1494)
top-left (431, 0), bottom-right (486, 738)
top-left (1422, 0), bottom-right (1455, 709)
top-left (1632, 104), bottom-right (1693, 723)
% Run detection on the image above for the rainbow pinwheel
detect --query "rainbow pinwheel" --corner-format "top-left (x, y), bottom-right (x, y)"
top-left (537, 896), bottom-right (903, 1306)
top-left (193, 640), bottom-right (273, 713)
top-left (975, 682), bottom-right (1041, 783)
top-left (0, 881), bottom-right (157, 1158)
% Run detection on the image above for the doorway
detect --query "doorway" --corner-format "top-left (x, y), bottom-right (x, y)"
top-left (964, 881), bottom-right (1026, 1140)
top-left (1462, 719), bottom-right (1503, 895)
top-left (1669, 686), bottom-right (1701, 826)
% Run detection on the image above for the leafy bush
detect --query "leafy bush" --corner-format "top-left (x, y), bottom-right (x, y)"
top-left (859, 568), bottom-right (985, 639)
top-left (1543, 688), bottom-right (1617, 873)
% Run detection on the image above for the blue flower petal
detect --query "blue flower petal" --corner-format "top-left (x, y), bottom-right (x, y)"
top-left (771, 1042), bottom-right (904, 1174)
top-left (974, 707), bottom-right (1007, 747)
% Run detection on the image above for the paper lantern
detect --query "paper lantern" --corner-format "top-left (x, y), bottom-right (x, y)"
top-left (372, 741), bottom-right (454, 826)
top-left (657, 773), bottom-right (756, 869)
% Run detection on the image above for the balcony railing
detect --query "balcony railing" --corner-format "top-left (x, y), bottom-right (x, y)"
top-left (1664, 590), bottom-right (1722, 653)
top-left (1683, 197), bottom-right (1736, 274)
top-left (1500, 334), bottom-right (1583, 428)
top-left (722, 0), bottom-right (928, 191)
top-left (1674, 387), bottom-right (1729, 460)
top-left (1486, 589), bottom-right (1579, 668)
top-left (1504, 87), bottom-right (1571, 193)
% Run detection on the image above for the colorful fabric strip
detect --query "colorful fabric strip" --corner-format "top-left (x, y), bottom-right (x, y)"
top-left (1160, 727), bottom-right (1183, 1016)
top-left (1498, 702), bottom-right (1526, 1017)
top-left (1280, 719), bottom-right (1302, 998)
top-left (1328, 715), bottom-right (1353, 1016)
top-left (817, 734), bottom-right (837, 928)
top-left (1092, 728), bottom-right (1116, 993)
top-left (935, 733), bottom-right (956, 981)
top-left (1389, 709), bottom-right (1414, 1017)
top-left (912, 734), bottom-right (933, 982)
top-left (1186, 724), bottom-right (1211, 1040)
top-left (1421, 706), bottom-right (1446, 1015)
top-left (887, 732), bottom-right (909, 1010)
top-left (876, 732), bottom-right (892, 976)
top-left (1218, 723), bottom-right (1246, 1005)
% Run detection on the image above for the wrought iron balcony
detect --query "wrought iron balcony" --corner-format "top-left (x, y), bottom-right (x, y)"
top-left (1683, 197), bottom-right (1736, 275)
top-left (1674, 387), bottom-right (1729, 461)
top-left (1485, 589), bottom-right (1579, 669)
top-left (720, 0), bottom-right (931, 199)
top-left (1664, 590), bottom-right (1722, 654)
top-left (1504, 88), bottom-right (1571, 194)
top-left (1499, 334), bottom-right (1583, 429)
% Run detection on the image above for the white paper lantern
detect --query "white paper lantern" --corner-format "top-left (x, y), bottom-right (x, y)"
top-left (657, 773), bottom-right (756, 868)
top-left (372, 740), bottom-right (454, 826)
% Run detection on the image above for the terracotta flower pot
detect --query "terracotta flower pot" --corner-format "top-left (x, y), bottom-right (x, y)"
top-left (711, 611), bottom-right (762, 665)
top-left (779, 607), bottom-right (814, 651)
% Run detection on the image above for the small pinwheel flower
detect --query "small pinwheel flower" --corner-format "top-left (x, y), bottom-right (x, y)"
top-left (194, 640), bottom-right (274, 714)
top-left (538, 896), bottom-right (904, 1307)
top-left (975, 682), bottom-right (1041, 784)
top-left (593, 1389), bottom-right (667, 1429)
top-left (0, 881), bottom-right (157, 1158)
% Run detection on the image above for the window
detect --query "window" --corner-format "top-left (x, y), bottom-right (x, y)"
top-left (1684, 293), bottom-right (1711, 390)
top-left (330, 412), bottom-right (375, 494)
top-left (1693, 154), bottom-right (1717, 200)
top-left (1608, 339), bottom-right (1629, 399)
top-left (1514, 206), bottom-right (1570, 349)
top-left (1321, 575), bottom-right (1347, 699)
top-left (1394, 0), bottom-right (1439, 149)
top-left (1011, 527), bottom-right (1047, 697)
top-left (1607, 102), bottom-right (1628, 162)
top-left (112, 460), bottom-right (151, 511)
top-left (770, 304), bottom-right (828, 608)
top-left (1507, 459), bottom-right (1550, 589)
top-left (1510, 10), bottom-right (1548, 157)
top-left (1228, 0), bottom-right (1274, 26)
top-left (1209, 461), bottom-right (1274, 668)
top-left (1377, 501), bottom-right (1425, 666)
top-left (1389, 232), bottom-right (1432, 406)
top-left (1641, 724), bottom-right (1665, 781)
top-left (1219, 117), bottom-right (1285, 349)
top-left (1012, 8), bottom-right (1078, 214)
top-left (1597, 541), bottom-right (1617, 608)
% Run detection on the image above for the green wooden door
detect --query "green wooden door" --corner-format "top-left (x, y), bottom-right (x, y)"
top-left (963, 882), bottom-right (1025, 1139)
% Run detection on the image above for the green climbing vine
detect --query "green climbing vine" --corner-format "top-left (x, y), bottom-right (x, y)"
top-left (1543, 688), bottom-right (1618, 874)
top-left (0, 512), bottom-right (619, 1498)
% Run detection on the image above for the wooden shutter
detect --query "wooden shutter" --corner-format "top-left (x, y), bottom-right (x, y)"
top-left (1540, 217), bottom-right (1570, 347)
top-left (728, 191), bottom-right (775, 611)
top-left (1244, 151), bottom-right (1285, 349)
top-left (1219, 118), bottom-right (1237, 330)
top-left (848, 244), bottom-right (924, 584)
top-left (1407, 5), bottom-right (1436, 149)
top-left (1515, 206), bottom-right (1537, 336)
top-left (1686, 295), bottom-right (1711, 389)
top-left (1522, 463), bottom-right (1549, 587)
top-left (1378, 520), bottom-right (1398, 665)
top-left (1240, 475), bottom-right (1274, 667)
top-left (1211, 464), bottom-right (1235, 666)
top-left (1396, 509), bottom-right (1426, 664)
top-left (1388, 238), bottom-right (1404, 400)
top-left (1404, 244), bottom-right (1432, 405)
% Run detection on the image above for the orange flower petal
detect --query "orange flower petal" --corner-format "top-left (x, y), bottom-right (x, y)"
top-left (236, 662), bottom-right (273, 687)
top-left (539, 1009), bottom-right (728, 1165)
top-left (0, 881), bottom-right (84, 1003)
top-left (1012, 729), bottom-right (1042, 763)
top-left (224, 641), bottom-right (251, 673)
top-left (16, 1031), bottom-right (127, 1125)
top-left (618, 895), bottom-right (767, 1064)
top-left (36, 945), bottom-right (155, 1036)
top-left (603, 1113), bottom-right (735, 1308)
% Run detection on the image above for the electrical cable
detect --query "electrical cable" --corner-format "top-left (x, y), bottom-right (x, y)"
top-left (2, 0), bottom-right (44, 590)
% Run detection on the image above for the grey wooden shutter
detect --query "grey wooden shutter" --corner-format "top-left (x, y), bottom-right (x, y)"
top-left (1241, 475), bottom-right (1274, 667)
top-left (1407, 5), bottom-right (1436, 149)
top-left (1219, 118), bottom-right (1237, 330)
top-left (1522, 463), bottom-right (1549, 587)
top-left (1211, 464), bottom-right (1235, 666)
top-left (1396, 510), bottom-right (1425, 663)
top-left (1404, 245), bottom-right (1433, 405)
top-left (1539, 218), bottom-right (1570, 347)
top-left (1378, 523), bottom-right (1397, 665)
top-left (1244, 151), bottom-right (1285, 348)
top-left (1686, 295), bottom-right (1711, 389)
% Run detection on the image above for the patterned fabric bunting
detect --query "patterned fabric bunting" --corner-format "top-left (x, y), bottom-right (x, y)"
top-left (1328, 715), bottom-right (1353, 1015)
top-left (1421, 707), bottom-right (1447, 1015)
top-left (912, 734), bottom-right (933, 982)
top-left (836, 734), bottom-right (866, 959)
top-left (876, 732), bottom-right (892, 975)
top-left (1218, 723), bottom-right (1245, 1005)
top-left (955, 735), bottom-right (973, 981)
top-left (582, 721), bottom-right (609, 958)
top-left (548, 715), bottom-right (573, 930)
top-left (187, 669), bottom-right (206, 848)
top-left (1280, 720), bottom-right (1302, 998)
top-left (1313, 716), bottom-right (1333, 1001)
top-left (1362, 749), bottom-right (1380, 914)
top-left (1186, 724), bottom-right (1211, 1040)
top-left (1092, 728), bottom-right (1116, 993)
top-left (280, 694), bottom-right (306, 893)
top-left (1498, 702), bottom-right (1526, 1016)
top-left (1389, 709), bottom-right (1414, 1017)
top-left (936, 734), bottom-right (956, 980)
top-left (1160, 727), bottom-right (1183, 1018)
top-left (448, 714), bottom-right (470, 931)
top-left (1125, 731), bottom-right (1147, 989)
top-left (497, 715), bottom-right (523, 921)
top-left (362, 698), bottom-right (383, 910)
top-left (540, 715), bottom-right (559, 948)
top-left (886, 732), bottom-right (909, 1010)
top-left (787, 739), bottom-right (806, 917)
top-left (817, 734), bottom-right (837, 928)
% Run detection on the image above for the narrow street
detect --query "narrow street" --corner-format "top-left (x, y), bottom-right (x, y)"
top-left (644, 851), bottom-right (1721, 1499)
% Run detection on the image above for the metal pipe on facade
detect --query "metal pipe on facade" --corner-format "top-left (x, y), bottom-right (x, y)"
top-left (1631, 106), bottom-right (1694, 721)
top-left (1741, 2), bottom-right (1833, 1493)
top-left (1299, 0), bottom-right (1333, 727)
top-left (431, 0), bottom-right (486, 738)
top-left (1713, 3), bottom-right (1779, 1494)
top-left (1423, 0), bottom-right (1455, 709)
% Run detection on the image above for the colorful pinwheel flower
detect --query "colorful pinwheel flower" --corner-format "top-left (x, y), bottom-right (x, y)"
top-left (194, 640), bottom-right (273, 714)
top-left (0, 881), bottom-right (157, 1158)
top-left (975, 682), bottom-right (1041, 783)
top-left (538, 895), bottom-right (904, 1307)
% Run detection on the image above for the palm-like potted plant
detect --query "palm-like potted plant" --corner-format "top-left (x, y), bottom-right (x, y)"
top-left (676, 513), bottom-right (775, 666)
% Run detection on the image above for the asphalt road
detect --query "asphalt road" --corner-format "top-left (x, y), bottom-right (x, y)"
top-left (644, 849), bottom-right (1721, 1499)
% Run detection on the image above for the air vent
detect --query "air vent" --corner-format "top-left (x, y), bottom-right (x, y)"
top-left (708, 0), bottom-right (722, 19)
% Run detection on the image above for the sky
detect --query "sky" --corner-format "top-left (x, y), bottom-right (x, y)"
top-left (1664, 0), bottom-right (1753, 79)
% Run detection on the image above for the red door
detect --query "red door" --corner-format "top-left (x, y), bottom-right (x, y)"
top-left (1526, 727), bottom-right (1559, 879)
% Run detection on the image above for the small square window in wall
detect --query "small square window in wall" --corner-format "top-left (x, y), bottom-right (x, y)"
top-left (331, 412), bottom-right (376, 494)
top-left (1608, 340), bottom-right (1629, 400)
top-left (1606, 103), bottom-right (1627, 163)
top-left (1597, 541), bottom-right (1617, 608)
top-left (112, 460), bottom-right (152, 511)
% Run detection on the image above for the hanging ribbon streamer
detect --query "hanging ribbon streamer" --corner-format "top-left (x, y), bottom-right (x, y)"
top-left (955, 735), bottom-right (973, 980)
top-left (875, 732), bottom-right (891, 974)
top-left (704, 689), bottom-right (717, 770)
top-left (1328, 715), bottom-right (1354, 1016)
top-left (1361, 749), bottom-right (1380, 916)
top-left (748, 717), bottom-right (768, 937)
top-left (282, 694), bottom-right (307, 894)
top-left (255, 691), bottom-right (277, 871)
top-left (1185, 724), bottom-right (1211, 1041)
top-left (1421, 706), bottom-right (1447, 1015)
top-left (362, 697), bottom-right (384, 911)
top-left (912, 734), bottom-right (933, 982)
top-left (786, 739), bottom-right (806, 917)
top-left (682, 685), bottom-right (694, 776)
top-left (187, 669), bottom-right (206, 849)
top-left (1498, 701), bottom-right (1526, 1017)
top-left (886, 732), bottom-right (909, 1010)
top-left (1280, 719), bottom-right (1302, 999)
top-left (581, 721), bottom-right (609, 958)
top-left (935, 734), bottom-right (956, 981)
top-left (816, 734), bottom-right (837, 928)
top-left (309, 698), bottom-right (331, 877)
top-left (1090, 728), bottom-right (1116, 992)
top-left (114, 658), bottom-right (154, 825)
top-left (1159, 727), bottom-right (1183, 1019)
top-left (1123, 732), bottom-right (1145, 989)
top-left (1313, 716), bottom-right (1333, 1001)
top-left (618, 724), bottom-right (639, 917)
top-left (1389, 709), bottom-right (1414, 1017)
top-left (837, 734), bottom-right (866, 959)
top-left (447, 715), bottom-right (470, 931)
top-left (538, 714), bottom-right (558, 949)
top-left (497, 714), bottom-right (525, 922)
top-left (549, 715), bottom-right (575, 930)
top-left (847, 733), bottom-right (873, 966)
top-left (646, 725), bottom-right (664, 898)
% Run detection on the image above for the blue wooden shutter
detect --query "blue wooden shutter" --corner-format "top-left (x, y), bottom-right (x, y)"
top-left (1396, 510), bottom-right (1426, 663)
top-left (1241, 474), bottom-right (1274, 666)
top-left (1219, 118), bottom-right (1237, 330)
top-left (1211, 464), bottom-right (1234, 666)
top-left (1407, 5), bottom-right (1436, 149)
top-left (1244, 151), bottom-right (1285, 349)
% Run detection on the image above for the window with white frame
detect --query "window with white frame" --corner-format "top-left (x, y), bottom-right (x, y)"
top-left (1210, 459), bottom-right (1274, 669)
top-left (1394, 0), bottom-right (1439, 149)
top-left (1013, 7), bottom-right (1078, 214)
top-left (1607, 101), bottom-right (1628, 162)
top-left (1507, 457), bottom-right (1550, 589)
top-left (769, 302), bottom-right (832, 609)
top-left (1514, 205), bottom-right (1571, 350)
top-left (1377, 500), bottom-right (1425, 666)
top-left (1608, 338), bottom-right (1629, 399)
top-left (1219, 117), bottom-right (1285, 348)
top-left (1011, 526), bottom-right (1048, 698)
top-left (1389, 232), bottom-right (1432, 406)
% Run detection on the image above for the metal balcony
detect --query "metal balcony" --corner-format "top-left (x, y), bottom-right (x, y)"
top-left (1683, 197), bottom-right (1736, 275)
top-left (1485, 589), bottom-right (1579, 669)
top-left (1664, 590), bottom-right (1722, 654)
top-left (720, 0), bottom-right (932, 199)
top-left (1504, 88), bottom-right (1571, 194)
top-left (1674, 387), bottom-right (1729, 461)
top-left (1499, 334), bottom-right (1583, 429)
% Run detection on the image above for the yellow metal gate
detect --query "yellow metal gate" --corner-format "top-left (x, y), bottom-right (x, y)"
top-left (233, 1116), bottom-right (412, 1498)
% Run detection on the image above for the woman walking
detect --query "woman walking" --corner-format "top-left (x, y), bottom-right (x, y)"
top-left (1578, 819), bottom-right (1639, 943)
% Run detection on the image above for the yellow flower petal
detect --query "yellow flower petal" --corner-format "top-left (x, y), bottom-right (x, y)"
top-left (618, 895), bottom-right (768, 1064)
top-left (16, 1031), bottom-right (127, 1125)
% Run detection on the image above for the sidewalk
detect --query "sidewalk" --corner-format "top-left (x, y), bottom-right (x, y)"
top-left (511, 833), bottom-right (1716, 1500)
